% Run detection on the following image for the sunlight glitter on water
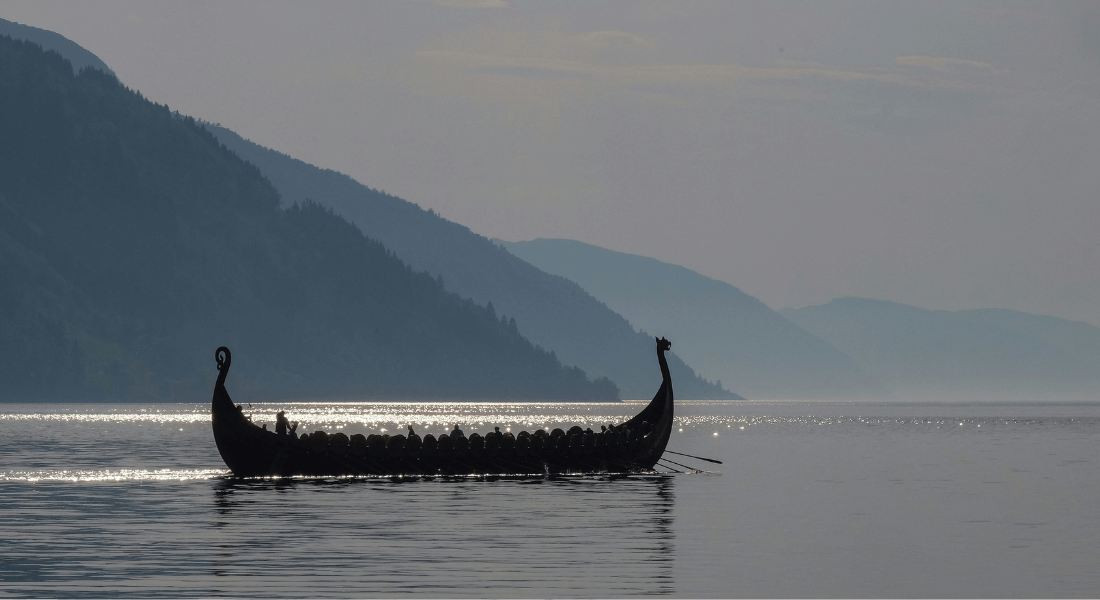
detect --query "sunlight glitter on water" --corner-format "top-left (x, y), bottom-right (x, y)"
top-left (0, 412), bottom-right (211, 423)
top-left (0, 401), bottom-right (1080, 435)
top-left (0, 401), bottom-right (651, 435)
top-left (0, 468), bottom-right (228, 482)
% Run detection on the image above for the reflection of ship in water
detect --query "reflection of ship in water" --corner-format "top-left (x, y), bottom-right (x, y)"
top-left (210, 475), bottom-right (676, 596)
top-left (653, 476), bottom-right (677, 594)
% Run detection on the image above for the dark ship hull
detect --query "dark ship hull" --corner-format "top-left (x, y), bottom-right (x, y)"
top-left (211, 340), bottom-right (675, 478)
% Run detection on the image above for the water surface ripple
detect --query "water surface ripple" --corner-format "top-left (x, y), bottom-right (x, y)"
top-left (1, 401), bottom-right (1098, 597)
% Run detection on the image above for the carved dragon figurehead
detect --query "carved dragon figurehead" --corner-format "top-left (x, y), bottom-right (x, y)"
top-left (215, 346), bottom-right (232, 388)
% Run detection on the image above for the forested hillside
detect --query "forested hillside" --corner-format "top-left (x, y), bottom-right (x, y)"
top-left (0, 36), bottom-right (618, 402)
top-left (0, 18), bottom-right (115, 77)
top-left (207, 125), bottom-right (737, 400)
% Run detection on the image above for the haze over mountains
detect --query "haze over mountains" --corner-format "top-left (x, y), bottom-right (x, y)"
top-left (503, 239), bottom-right (1100, 401)
top-left (0, 35), bottom-right (618, 402)
top-left (0, 24), bottom-right (729, 402)
top-left (501, 239), bottom-right (883, 399)
top-left (783, 298), bottom-right (1100, 401)
top-left (3, 20), bottom-right (1095, 403)
top-left (205, 125), bottom-right (736, 400)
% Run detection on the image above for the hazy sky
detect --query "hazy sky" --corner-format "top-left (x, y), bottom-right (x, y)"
top-left (6, 1), bottom-right (1100, 326)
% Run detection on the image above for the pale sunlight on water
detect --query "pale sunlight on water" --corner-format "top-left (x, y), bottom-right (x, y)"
top-left (1, 400), bottom-right (1097, 597)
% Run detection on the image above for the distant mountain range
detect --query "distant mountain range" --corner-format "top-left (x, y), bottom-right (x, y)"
top-left (204, 125), bottom-right (737, 400)
top-left (500, 239), bottom-right (884, 399)
top-left (500, 239), bottom-right (1100, 401)
top-left (0, 35), bottom-right (618, 402)
top-left (782, 298), bottom-right (1100, 400)
top-left (0, 25), bottom-right (731, 401)
top-left (7, 21), bottom-right (1094, 403)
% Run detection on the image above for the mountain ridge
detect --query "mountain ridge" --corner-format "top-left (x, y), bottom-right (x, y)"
top-left (782, 297), bottom-right (1100, 400)
top-left (204, 124), bottom-right (738, 400)
top-left (0, 35), bottom-right (618, 402)
top-left (0, 18), bottom-right (115, 77)
top-left (501, 238), bottom-right (885, 399)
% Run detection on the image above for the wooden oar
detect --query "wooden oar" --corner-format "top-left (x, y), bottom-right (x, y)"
top-left (660, 457), bottom-right (702, 472)
top-left (656, 460), bottom-right (684, 473)
top-left (665, 450), bottom-right (723, 464)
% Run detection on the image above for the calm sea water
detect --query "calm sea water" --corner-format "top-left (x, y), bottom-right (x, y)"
top-left (1, 400), bottom-right (1098, 598)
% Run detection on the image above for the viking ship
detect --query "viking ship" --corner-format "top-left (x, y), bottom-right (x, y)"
top-left (211, 338), bottom-right (675, 477)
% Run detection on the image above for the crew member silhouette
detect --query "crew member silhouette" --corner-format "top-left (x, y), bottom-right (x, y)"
top-left (275, 411), bottom-right (298, 438)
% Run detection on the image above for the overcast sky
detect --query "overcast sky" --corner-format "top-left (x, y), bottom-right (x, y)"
top-left (6, 1), bottom-right (1100, 326)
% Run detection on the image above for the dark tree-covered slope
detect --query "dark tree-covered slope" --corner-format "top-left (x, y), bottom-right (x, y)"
top-left (207, 125), bottom-right (737, 400)
top-left (0, 36), bottom-right (618, 402)
top-left (0, 18), bottom-right (115, 77)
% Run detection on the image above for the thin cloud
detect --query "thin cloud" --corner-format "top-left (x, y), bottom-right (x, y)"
top-left (897, 56), bottom-right (1003, 74)
top-left (409, 0), bottom-right (508, 8)
top-left (415, 41), bottom-right (997, 106)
